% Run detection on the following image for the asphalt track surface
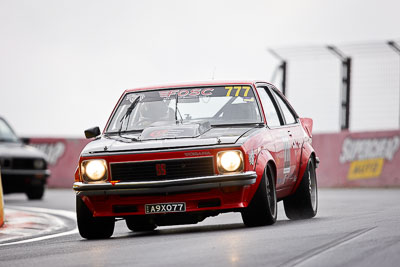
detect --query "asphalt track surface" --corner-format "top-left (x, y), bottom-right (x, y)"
top-left (0, 188), bottom-right (399, 267)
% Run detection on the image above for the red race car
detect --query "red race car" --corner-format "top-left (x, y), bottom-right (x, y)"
top-left (73, 81), bottom-right (319, 239)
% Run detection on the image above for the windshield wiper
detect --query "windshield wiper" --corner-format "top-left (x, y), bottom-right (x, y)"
top-left (175, 94), bottom-right (183, 124)
top-left (118, 96), bottom-right (141, 140)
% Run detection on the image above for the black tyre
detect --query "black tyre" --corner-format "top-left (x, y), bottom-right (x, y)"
top-left (26, 185), bottom-right (45, 200)
top-left (241, 165), bottom-right (277, 227)
top-left (126, 217), bottom-right (157, 232)
top-left (283, 158), bottom-right (318, 220)
top-left (76, 196), bottom-right (115, 239)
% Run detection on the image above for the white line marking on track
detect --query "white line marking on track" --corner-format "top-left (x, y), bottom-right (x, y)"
top-left (7, 206), bottom-right (76, 220)
top-left (0, 228), bottom-right (79, 247)
top-left (0, 206), bottom-right (78, 247)
top-left (280, 227), bottom-right (377, 267)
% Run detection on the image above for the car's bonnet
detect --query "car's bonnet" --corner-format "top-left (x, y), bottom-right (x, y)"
top-left (0, 142), bottom-right (47, 159)
top-left (82, 126), bottom-right (259, 155)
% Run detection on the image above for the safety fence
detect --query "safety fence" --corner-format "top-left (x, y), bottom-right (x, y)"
top-left (269, 40), bottom-right (400, 134)
top-left (28, 129), bottom-right (400, 189)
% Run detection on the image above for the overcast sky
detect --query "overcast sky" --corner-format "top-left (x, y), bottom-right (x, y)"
top-left (1, 0), bottom-right (399, 137)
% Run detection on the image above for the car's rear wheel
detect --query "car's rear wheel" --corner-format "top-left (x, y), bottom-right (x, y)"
top-left (283, 158), bottom-right (318, 220)
top-left (241, 164), bottom-right (277, 227)
top-left (26, 185), bottom-right (45, 200)
top-left (76, 196), bottom-right (115, 239)
top-left (126, 217), bottom-right (157, 232)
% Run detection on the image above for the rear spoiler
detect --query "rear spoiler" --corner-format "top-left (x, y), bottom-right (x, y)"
top-left (300, 118), bottom-right (313, 138)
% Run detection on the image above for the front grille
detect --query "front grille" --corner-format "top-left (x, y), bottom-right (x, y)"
top-left (0, 158), bottom-right (12, 169)
top-left (12, 158), bottom-right (35, 169)
top-left (0, 158), bottom-right (41, 170)
top-left (110, 157), bottom-right (214, 182)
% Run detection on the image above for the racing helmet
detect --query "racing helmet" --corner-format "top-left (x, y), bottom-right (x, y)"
top-left (139, 101), bottom-right (170, 121)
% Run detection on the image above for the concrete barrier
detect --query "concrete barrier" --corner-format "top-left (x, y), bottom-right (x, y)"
top-left (27, 129), bottom-right (400, 188)
top-left (314, 130), bottom-right (400, 187)
top-left (28, 138), bottom-right (89, 188)
top-left (0, 170), bottom-right (4, 227)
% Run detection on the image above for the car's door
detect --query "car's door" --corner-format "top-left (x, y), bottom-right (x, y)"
top-left (268, 87), bottom-right (303, 185)
top-left (256, 86), bottom-right (292, 190)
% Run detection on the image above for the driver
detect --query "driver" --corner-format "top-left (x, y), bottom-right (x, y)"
top-left (138, 100), bottom-right (172, 127)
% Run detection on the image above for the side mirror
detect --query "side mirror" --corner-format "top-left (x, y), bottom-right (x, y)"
top-left (84, 127), bottom-right (101, 139)
top-left (299, 118), bottom-right (313, 138)
top-left (20, 137), bottom-right (30, 145)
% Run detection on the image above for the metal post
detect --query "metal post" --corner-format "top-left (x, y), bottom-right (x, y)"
top-left (268, 49), bottom-right (287, 96)
top-left (281, 61), bottom-right (287, 96)
top-left (387, 41), bottom-right (400, 128)
top-left (327, 45), bottom-right (352, 131)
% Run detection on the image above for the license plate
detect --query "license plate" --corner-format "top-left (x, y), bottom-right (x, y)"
top-left (145, 202), bottom-right (186, 214)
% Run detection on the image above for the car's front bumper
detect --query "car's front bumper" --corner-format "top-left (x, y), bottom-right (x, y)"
top-left (1, 169), bottom-right (50, 193)
top-left (73, 171), bottom-right (257, 196)
top-left (1, 169), bottom-right (51, 176)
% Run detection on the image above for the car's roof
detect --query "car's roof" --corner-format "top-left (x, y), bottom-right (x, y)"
top-left (125, 80), bottom-right (272, 93)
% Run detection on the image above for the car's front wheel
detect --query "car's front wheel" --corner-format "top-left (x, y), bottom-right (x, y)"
top-left (26, 185), bottom-right (45, 200)
top-left (76, 196), bottom-right (115, 239)
top-left (241, 164), bottom-right (277, 227)
top-left (283, 158), bottom-right (318, 220)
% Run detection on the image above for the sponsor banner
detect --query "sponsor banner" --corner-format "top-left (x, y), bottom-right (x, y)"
top-left (29, 138), bottom-right (89, 188)
top-left (347, 158), bottom-right (384, 180)
top-left (313, 130), bottom-right (400, 187)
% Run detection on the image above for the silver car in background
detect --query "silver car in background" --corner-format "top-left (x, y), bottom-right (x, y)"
top-left (0, 117), bottom-right (50, 200)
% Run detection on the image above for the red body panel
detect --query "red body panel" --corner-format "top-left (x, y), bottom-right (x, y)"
top-left (292, 140), bottom-right (315, 194)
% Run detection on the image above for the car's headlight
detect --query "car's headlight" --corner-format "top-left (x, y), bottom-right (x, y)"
top-left (33, 159), bottom-right (45, 169)
top-left (217, 150), bottom-right (244, 174)
top-left (81, 159), bottom-right (108, 183)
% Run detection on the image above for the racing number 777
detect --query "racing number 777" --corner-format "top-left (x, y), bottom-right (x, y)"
top-left (225, 86), bottom-right (251, 97)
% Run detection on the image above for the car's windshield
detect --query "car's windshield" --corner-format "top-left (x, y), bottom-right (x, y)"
top-left (106, 85), bottom-right (262, 133)
top-left (0, 118), bottom-right (19, 143)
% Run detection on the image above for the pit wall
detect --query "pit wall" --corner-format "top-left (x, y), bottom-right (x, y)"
top-left (313, 130), bottom-right (400, 187)
top-left (29, 129), bottom-right (400, 189)
top-left (29, 138), bottom-right (89, 188)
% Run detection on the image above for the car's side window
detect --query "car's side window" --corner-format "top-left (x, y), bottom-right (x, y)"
top-left (270, 89), bottom-right (297, 125)
top-left (256, 87), bottom-right (282, 127)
